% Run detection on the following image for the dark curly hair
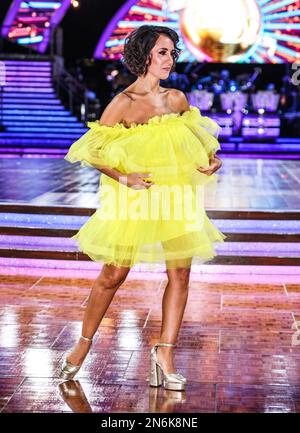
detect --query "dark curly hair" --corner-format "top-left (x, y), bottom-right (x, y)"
top-left (122, 25), bottom-right (181, 77)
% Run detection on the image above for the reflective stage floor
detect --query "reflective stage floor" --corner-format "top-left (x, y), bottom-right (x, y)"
top-left (0, 156), bottom-right (300, 413)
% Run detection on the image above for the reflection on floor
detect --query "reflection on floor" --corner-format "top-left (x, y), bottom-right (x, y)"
top-left (0, 156), bottom-right (300, 412)
top-left (0, 156), bottom-right (299, 210)
top-left (0, 270), bottom-right (300, 413)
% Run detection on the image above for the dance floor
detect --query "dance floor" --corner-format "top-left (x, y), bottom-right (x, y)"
top-left (0, 156), bottom-right (300, 413)
top-left (0, 155), bottom-right (299, 209)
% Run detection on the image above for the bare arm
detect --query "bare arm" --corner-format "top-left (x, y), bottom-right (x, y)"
top-left (168, 88), bottom-right (190, 114)
top-left (169, 89), bottom-right (222, 175)
top-left (94, 93), bottom-right (129, 183)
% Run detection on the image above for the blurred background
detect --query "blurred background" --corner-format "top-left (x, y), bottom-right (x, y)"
top-left (0, 0), bottom-right (300, 271)
top-left (1, 4), bottom-right (300, 415)
top-left (0, 0), bottom-right (299, 157)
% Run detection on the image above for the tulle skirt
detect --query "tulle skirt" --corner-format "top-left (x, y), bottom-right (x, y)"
top-left (65, 106), bottom-right (226, 269)
top-left (71, 174), bottom-right (226, 269)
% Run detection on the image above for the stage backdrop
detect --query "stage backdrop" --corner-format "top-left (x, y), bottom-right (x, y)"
top-left (95, 0), bottom-right (300, 63)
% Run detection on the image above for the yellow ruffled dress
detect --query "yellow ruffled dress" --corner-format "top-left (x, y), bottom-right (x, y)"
top-left (64, 105), bottom-right (226, 269)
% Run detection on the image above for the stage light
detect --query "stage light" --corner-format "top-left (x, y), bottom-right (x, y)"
top-left (86, 91), bottom-right (97, 100)
top-left (71, 0), bottom-right (79, 8)
top-left (258, 108), bottom-right (265, 114)
top-left (21, 2), bottom-right (61, 8)
top-left (258, 127), bottom-right (264, 134)
top-left (17, 35), bottom-right (43, 44)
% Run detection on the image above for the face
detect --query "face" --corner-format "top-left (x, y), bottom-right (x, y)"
top-left (145, 34), bottom-right (175, 79)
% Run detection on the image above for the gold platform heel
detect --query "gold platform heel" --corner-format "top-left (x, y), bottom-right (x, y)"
top-left (59, 335), bottom-right (93, 381)
top-left (149, 343), bottom-right (186, 391)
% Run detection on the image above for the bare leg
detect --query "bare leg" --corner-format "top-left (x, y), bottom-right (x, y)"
top-left (156, 257), bottom-right (192, 374)
top-left (67, 263), bottom-right (130, 366)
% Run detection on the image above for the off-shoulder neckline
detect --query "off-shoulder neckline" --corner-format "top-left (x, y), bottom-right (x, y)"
top-left (89, 105), bottom-right (199, 131)
top-left (121, 105), bottom-right (196, 129)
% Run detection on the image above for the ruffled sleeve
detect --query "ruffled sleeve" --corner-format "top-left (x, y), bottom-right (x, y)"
top-left (182, 106), bottom-right (222, 158)
top-left (64, 121), bottom-right (127, 170)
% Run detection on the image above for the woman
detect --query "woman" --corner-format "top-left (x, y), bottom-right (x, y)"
top-left (60, 25), bottom-right (225, 391)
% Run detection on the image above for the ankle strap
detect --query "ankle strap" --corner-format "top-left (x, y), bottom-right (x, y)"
top-left (80, 335), bottom-right (93, 342)
top-left (155, 342), bottom-right (176, 348)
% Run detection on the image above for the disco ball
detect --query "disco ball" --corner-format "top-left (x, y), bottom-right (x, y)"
top-left (180, 0), bottom-right (262, 62)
